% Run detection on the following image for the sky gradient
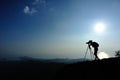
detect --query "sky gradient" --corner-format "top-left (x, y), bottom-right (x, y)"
top-left (1, 0), bottom-right (120, 59)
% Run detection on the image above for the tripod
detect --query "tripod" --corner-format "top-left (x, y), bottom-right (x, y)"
top-left (84, 45), bottom-right (94, 60)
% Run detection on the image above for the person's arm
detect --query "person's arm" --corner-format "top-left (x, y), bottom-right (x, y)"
top-left (88, 44), bottom-right (91, 49)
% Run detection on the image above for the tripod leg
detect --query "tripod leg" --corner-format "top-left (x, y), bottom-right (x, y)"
top-left (89, 48), bottom-right (94, 60)
top-left (90, 49), bottom-right (93, 60)
top-left (84, 46), bottom-right (89, 60)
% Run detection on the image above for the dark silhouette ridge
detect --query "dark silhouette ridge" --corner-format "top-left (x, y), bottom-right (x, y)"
top-left (54, 57), bottom-right (120, 80)
top-left (0, 57), bottom-right (120, 80)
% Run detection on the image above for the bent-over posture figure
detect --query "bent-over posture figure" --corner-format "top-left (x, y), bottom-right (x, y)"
top-left (86, 40), bottom-right (99, 60)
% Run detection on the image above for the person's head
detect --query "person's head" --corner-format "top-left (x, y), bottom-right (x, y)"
top-left (86, 40), bottom-right (92, 44)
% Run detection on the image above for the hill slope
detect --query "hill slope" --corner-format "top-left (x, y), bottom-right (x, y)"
top-left (54, 57), bottom-right (120, 80)
top-left (0, 57), bottom-right (120, 80)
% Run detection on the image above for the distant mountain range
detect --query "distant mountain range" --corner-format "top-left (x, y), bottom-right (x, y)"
top-left (18, 56), bottom-right (87, 63)
top-left (0, 56), bottom-right (87, 63)
top-left (42, 58), bottom-right (85, 63)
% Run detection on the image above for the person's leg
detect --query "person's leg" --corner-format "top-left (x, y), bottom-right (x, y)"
top-left (94, 48), bottom-right (99, 60)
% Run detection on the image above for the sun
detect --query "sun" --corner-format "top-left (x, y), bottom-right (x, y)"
top-left (94, 23), bottom-right (105, 33)
top-left (97, 52), bottom-right (109, 59)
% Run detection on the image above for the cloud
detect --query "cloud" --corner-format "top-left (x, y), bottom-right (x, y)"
top-left (23, 6), bottom-right (37, 15)
top-left (23, 0), bottom-right (47, 15)
top-left (23, 6), bottom-right (29, 13)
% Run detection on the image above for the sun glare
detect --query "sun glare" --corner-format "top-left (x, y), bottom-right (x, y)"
top-left (94, 23), bottom-right (105, 33)
top-left (98, 52), bottom-right (109, 59)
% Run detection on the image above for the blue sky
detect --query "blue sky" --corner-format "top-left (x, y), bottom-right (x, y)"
top-left (1, 0), bottom-right (120, 59)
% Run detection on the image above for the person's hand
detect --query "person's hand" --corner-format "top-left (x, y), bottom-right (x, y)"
top-left (88, 45), bottom-right (91, 49)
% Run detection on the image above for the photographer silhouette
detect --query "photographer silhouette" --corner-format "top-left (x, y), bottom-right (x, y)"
top-left (86, 40), bottom-right (99, 60)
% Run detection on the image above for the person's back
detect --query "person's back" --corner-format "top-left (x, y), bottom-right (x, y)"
top-left (91, 42), bottom-right (99, 48)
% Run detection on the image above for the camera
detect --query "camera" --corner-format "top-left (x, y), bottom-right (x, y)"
top-left (86, 40), bottom-right (92, 44)
top-left (86, 42), bottom-right (89, 44)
